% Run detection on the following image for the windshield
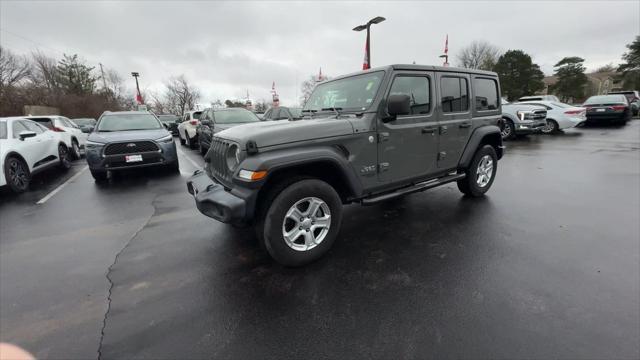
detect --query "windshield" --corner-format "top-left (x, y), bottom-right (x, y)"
top-left (73, 118), bottom-right (96, 126)
top-left (214, 110), bottom-right (260, 124)
top-left (97, 113), bottom-right (162, 131)
top-left (303, 71), bottom-right (384, 112)
top-left (289, 108), bottom-right (302, 118)
top-left (158, 115), bottom-right (179, 123)
top-left (584, 95), bottom-right (626, 105)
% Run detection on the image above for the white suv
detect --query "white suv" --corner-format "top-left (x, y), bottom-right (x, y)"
top-left (177, 110), bottom-right (203, 149)
top-left (25, 115), bottom-right (85, 159)
top-left (1, 117), bottom-right (72, 193)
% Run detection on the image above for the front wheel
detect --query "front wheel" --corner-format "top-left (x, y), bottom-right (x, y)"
top-left (258, 179), bottom-right (343, 267)
top-left (71, 139), bottom-right (81, 159)
top-left (4, 156), bottom-right (30, 193)
top-left (90, 169), bottom-right (107, 182)
top-left (457, 145), bottom-right (498, 197)
top-left (58, 144), bottom-right (72, 170)
top-left (501, 119), bottom-right (516, 140)
top-left (541, 119), bottom-right (558, 134)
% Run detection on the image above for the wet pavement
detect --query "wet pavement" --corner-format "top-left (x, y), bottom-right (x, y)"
top-left (1, 121), bottom-right (639, 359)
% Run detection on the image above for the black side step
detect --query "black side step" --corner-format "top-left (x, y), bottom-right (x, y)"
top-left (361, 173), bottom-right (466, 205)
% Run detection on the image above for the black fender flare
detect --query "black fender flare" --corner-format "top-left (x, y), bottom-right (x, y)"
top-left (458, 125), bottom-right (503, 168)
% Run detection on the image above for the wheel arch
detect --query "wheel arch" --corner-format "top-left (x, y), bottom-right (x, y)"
top-left (458, 125), bottom-right (503, 169)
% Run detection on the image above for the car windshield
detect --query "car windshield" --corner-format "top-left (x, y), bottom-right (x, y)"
top-left (289, 108), bottom-right (302, 118)
top-left (584, 95), bottom-right (626, 105)
top-left (158, 115), bottom-right (179, 123)
top-left (303, 71), bottom-right (384, 112)
top-left (214, 110), bottom-right (260, 124)
top-left (73, 118), bottom-right (96, 126)
top-left (97, 113), bottom-right (162, 131)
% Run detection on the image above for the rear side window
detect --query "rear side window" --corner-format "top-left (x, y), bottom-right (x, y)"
top-left (441, 77), bottom-right (469, 113)
top-left (389, 76), bottom-right (431, 115)
top-left (0, 122), bottom-right (6, 139)
top-left (474, 78), bottom-right (499, 111)
top-left (29, 117), bottom-right (54, 129)
top-left (23, 120), bottom-right (45, 133)
top-left (11, 121), bottom-right (29, 138)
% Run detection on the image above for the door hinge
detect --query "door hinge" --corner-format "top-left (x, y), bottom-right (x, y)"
top-left (378, 162), bottom-right (390, 172)
top-left (440, 125), bottom-right (448, 135)
top-left (378, 132), bottom-right (389, 143)
top-left (438, 152), bottom-right (447, 161)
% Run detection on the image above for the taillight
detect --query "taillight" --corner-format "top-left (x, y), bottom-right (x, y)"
top-left (52, 126), bottom-right (65, 132)
top-left (564, 110), bottom-right (583, 115)
top-left (189, 120), bottom-right (198, 125)
top-left (611, 105), bottom-right (626, 111)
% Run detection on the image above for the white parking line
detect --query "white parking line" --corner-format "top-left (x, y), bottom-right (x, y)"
top-left (176, 147), bottom-right (203, 172)
top-left (36, 165), bottom-right (89, 205)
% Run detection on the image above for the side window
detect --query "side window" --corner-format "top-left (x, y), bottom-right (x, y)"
top-left (22, 120), bottom-right (44, 134)
top-left (474, 78), bottom-right (499, 111)
top-left (441, 77), bottom-right (469, 113)
top-left (11, 121), bottom-right (29, 138)
top-left (271, 108), bottom-right (281, 119)
top-left (185, 114), bottom-right (191, 121)
top-left (389, 76), bottom-right (431, 115)
top-left (264, 109), bottom-right (272, 119)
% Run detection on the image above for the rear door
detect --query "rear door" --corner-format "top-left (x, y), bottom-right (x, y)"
top-left (17, 120), bottom-right (51, 167)
top-left (377, 71), bottom-right (438, 183)
top-left (436, 73), bottom-right (472, 170)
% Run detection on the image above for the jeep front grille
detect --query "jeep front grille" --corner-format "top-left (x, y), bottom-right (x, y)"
top-left (209, 137), bottom-right (234, 185)
top-left (104, 141), bottom-right (159, 155)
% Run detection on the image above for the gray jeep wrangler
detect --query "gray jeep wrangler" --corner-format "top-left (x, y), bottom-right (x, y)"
top-left (187, 64), bottom-right (504, 266)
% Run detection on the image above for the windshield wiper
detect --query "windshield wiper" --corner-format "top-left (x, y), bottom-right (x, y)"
top-left (321, 107), bottom-right (343, 118)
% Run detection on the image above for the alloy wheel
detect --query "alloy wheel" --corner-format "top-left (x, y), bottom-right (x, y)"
top-left (281, 197), bottom-right (331, 251)
top-left (501, 122), bottom-right (512, 138)
top-left (476, 155), bottom-right (494, 187)
top-left (59, 145), bottom-right (71, 168)
top-left (8, 159), bottom-right (28, 191)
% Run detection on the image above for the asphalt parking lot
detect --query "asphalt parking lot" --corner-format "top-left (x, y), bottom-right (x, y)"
top-left (1, 121), bottom-right (639, 359)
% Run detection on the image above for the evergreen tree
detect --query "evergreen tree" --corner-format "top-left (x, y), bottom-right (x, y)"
top-left (493, 50), bottom-right (545, 101)
top-left (553, 57), bottom-right (588, 102)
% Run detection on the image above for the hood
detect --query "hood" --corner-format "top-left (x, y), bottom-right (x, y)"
top-left (88, 128), bottom-right (170, 143)
top-left (212, 122), bottom-right (244, 134)
top-left (503, 103), bottom-right (545, 111)
top-left (215, 116), bottom-right (354, 148)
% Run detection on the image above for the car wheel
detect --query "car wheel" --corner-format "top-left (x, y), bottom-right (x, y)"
top-left (258, 179), bottom-right (343, 267)
top-left (71, 139), bottom-right (81, 159)
top-left (198, 140), bottom-right (206, 155)
top-left (58, 144), bottom-right (72, 170)
top-left (457, 145), bottom-right (498, 197)
top-left (90, 169), bottom-right (107, 182)
top-left (188, 134), bottom-right (197, 150)
top-left (180, 131), bottom-right (186, 146)
top-left (541, 119), bottom-right (558, 134)
top-left (4, 156), bottom-right (30, 193)
top-left (501, 119), bottom-right (516, 140)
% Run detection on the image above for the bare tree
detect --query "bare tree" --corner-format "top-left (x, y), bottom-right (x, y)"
top-left (456, 41), bottom-right (501, 71)
top-left (299, 74), bottom-right (330, 106)
top-left (30, 50), bottom-right (59, 90)
top-left (103, 68), bottom-right (124, 100)
top-left (0, 46), bottom-right (30, 95)
top-left (146, 90), bottom-right (167, 114)
top-left (164, 75), bottom-right (200, 115)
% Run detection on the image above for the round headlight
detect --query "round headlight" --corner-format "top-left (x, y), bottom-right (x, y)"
top-left (226, 144), bottom-right (240, 170)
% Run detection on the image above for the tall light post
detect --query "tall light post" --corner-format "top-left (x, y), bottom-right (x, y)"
top-left (353, 16), bottom-right (385, 70)
top-left (131, 72), bottom-right (143, 104)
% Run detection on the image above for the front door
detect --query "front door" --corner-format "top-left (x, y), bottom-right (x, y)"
top-left (436, 73), bottom-right (472, 169)
top-left (377, 72), bottom-right (439, 183)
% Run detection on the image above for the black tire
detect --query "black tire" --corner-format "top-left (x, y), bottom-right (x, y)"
top-left (4, 156), bottom-right (30, 193)
top-left (457, 145), bottom-right (498, 197)
top-left (198, 140), bottom-right (206, 155)
top-left (187, 134), bottom-right (197, 150)
top-left (501, 119), bottom-right (516, 140)
top-left (258, 179), bottom-right (343, 267)
top-left (90, 169), bottom-right (107, 182)
top-left (58, 144), bottom-right (72, 170)
top-left (179, 132), bottom-right (186, 146)
top-left (541, 119), bottom-right (559, 134)
top-left (71, 139), bottom-right (81, 159)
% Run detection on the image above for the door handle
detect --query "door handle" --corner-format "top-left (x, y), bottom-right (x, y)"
top-left (421, 127), bottom-right (436, 134)
top-left (459, 122), bottom-right (472, 128)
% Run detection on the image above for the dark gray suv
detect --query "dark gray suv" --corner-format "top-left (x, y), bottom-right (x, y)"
top-left (187, 64), bottom-right (504, 266)
top-left (85, 111), bottom-right (179, 181)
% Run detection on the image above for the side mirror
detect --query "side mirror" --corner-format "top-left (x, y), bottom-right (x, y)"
top-left (19, 130), bottom-right (37, 140)
top-left (200, 120), bottom-right (211, 126)
top-left (80, 126), bottom-right (91, 133)
top-left (385, 94), bottom-right (411, 122)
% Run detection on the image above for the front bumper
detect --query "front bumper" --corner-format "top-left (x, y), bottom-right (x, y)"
top-left (187, 170), bottom-right (247, 223)
top-left (586, 112), bottom-right (626, 122)
top-left (514, 121), bottom-right (546, 134)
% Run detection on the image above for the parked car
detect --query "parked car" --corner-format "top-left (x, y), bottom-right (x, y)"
top-left (500, 99), bottom-right (547, 140)
top-left (196, 108), bottom-right (261, 155)
top-left (25, 115), bottom-right (84, 159)
top-left (85, 111), bottom-right (179, 181)
top-left (262, 107), bottom-right (303, 121)
top-left (517, 101), bottom-right (586, 133)
top-left (157, 114), bottom-right (181, 136)
top-left (177, 110), bottom-right (203, 149)
top-left (1, 117), bottom-right (72, 193)
top-left (72, 118), bottom-right (97, 133)
top-left (517, 95), bottom-right (560, 102)
top-left (607, 90), bottom-right (639, 116)
top-left (187, 64), bottom-right (504, 266)
top-left (582, 94), bottom-right (632, 125)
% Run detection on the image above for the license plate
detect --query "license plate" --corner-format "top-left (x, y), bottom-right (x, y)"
top-left (125, 154), bottom-right (143, 163)
top-left (596, 108), bottom-right (606, 112)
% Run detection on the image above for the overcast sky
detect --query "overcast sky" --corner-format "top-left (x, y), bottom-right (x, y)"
top-left (1, 1), bottom-right (638, 106)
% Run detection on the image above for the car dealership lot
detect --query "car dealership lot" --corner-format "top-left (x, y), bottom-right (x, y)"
top-left (1, 122), bottom-right (639, 359)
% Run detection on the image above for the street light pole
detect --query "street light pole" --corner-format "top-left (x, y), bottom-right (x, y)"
top-left (353, 16), bottom-right (385, 70)
top-left (131, 72), bottom-right (142, 104)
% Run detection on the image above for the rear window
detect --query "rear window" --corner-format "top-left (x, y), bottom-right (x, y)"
top-left (97, 114), bottom-right (162, 132)
top-left (584, 95), bottom-right (627, 105)
top-left (0, 121), bottom-right (6, 139)
top-left (192, 112), bottom-right (202, 119)
top-left (474, 78), bottom-right (499, 111)
top-left (28, 117), bottom-right (54, 129)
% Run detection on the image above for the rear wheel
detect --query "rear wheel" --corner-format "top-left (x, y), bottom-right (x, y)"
top-left (4, 156), bottom-right (30, 193)
top-left (199, 140), bottom-right (206, 155)
top-left (258, 179), bottom-right (343, 267)
top-left (180, 131), bottom-right (186, 146)
top-left (501, 119), bottom-right (516, 140)
top-left (58, 144), bottom-right (72, 170)
top-left (457, 145), bottom-right (498, 197)
top-left (541, 119), bottom-right (559, 134)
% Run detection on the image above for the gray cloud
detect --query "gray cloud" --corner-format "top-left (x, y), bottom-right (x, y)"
top-left (1, 0), bottom-right (638, 106)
